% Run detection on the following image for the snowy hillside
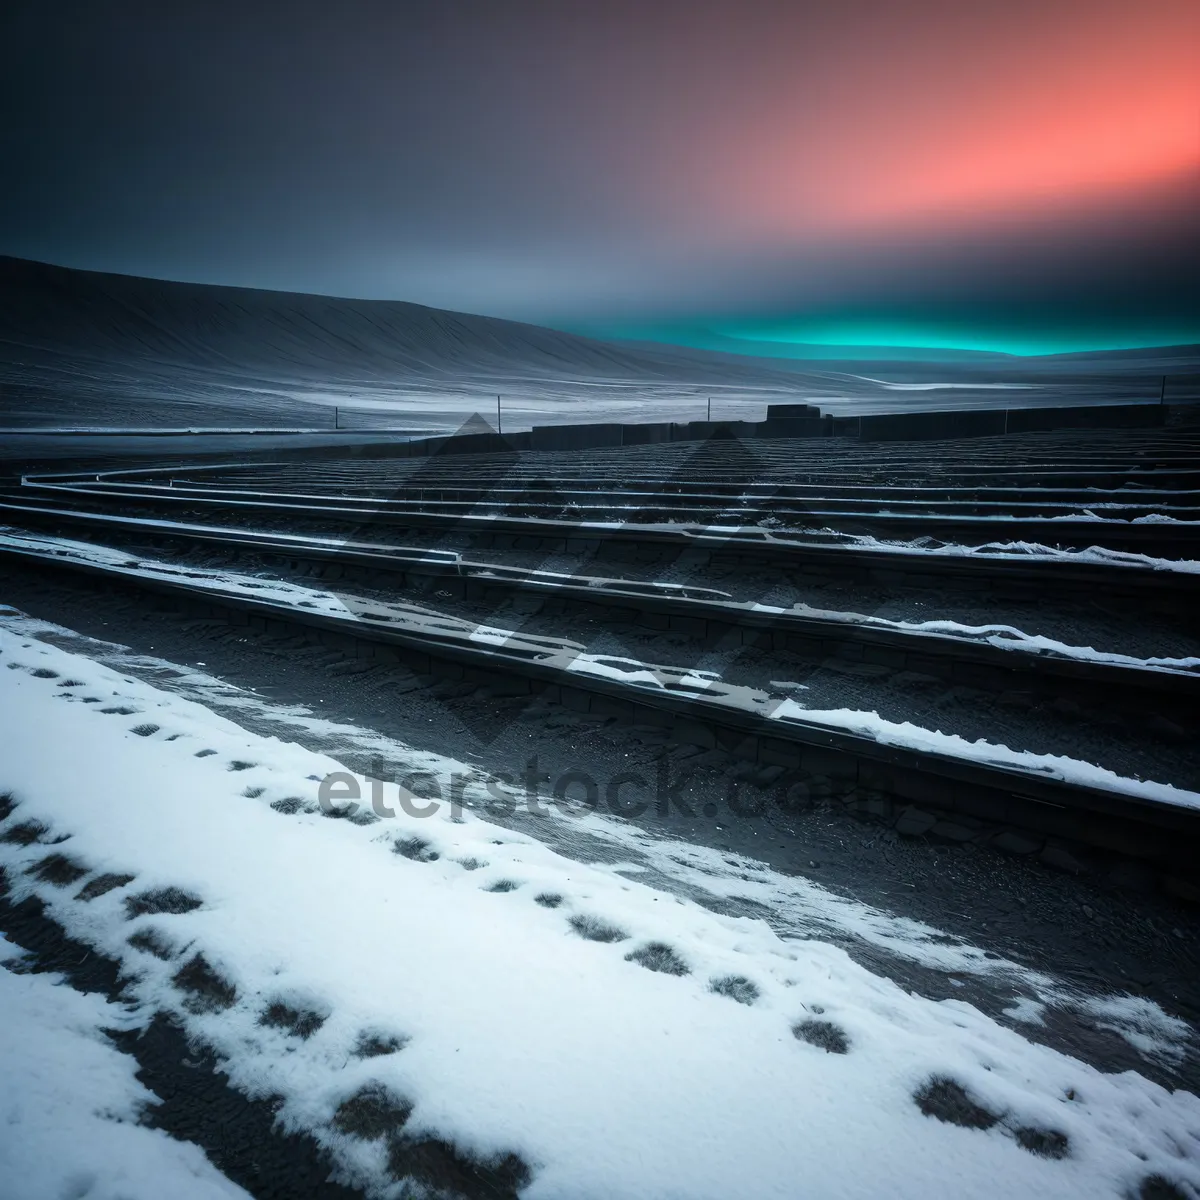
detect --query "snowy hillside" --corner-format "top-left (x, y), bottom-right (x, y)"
top-left (0, 257), bottom-right (814, 431)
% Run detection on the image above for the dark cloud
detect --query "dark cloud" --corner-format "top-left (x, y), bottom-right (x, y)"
top-left (1, 0), bottom-right (1196, 351)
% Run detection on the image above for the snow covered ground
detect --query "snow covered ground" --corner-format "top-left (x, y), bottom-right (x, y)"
top-left (1, 617), bottom-right (1199, 1198)
top-left (0, 937), bottom-right (250, 1200)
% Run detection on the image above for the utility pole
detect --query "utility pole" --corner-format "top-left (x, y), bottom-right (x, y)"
top-left (707, 397), bottom-right (711, 422)
top-left (334, 406), bottom-right (339, 430)
top-left (1160, 376), bottom-right (1167, 405)
top-left (496, 394), bottom-right (503, 435)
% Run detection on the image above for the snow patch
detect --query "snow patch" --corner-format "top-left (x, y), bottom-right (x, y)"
top-left (771, 700), bottom-right (1200, 812)
top-left (0, 938), bottom-right (249, 1200)
top-left (1, 624), bottom-right (1199, 1197)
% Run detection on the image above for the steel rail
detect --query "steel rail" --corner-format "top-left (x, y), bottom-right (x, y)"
top-left (1, 498), bottom-right (1197, 713)
top-left (14, 477), bottom-right (1200, 553)
top-left (2, 535), bottom-right (1196, 883)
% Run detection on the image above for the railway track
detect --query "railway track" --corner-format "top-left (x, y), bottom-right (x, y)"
top-left (15, 417), bottom-right (1200, 560)
top-left (1, 499), bottom-right (1196, 717)
top-left (3, 419), bottom-right (1198, 899)
top-left (6, 481), bottom-right (1198, 620)
top-left (1, 524), bottom-right (1197, 897)
top-left (16, 476), bottom-right (1200, 554)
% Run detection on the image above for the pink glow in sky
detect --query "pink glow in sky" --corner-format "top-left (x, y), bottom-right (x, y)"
top-left (636, 1), bottom-right (1199, 246)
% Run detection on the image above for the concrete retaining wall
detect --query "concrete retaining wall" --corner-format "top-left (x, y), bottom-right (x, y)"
top-left (767, 403), bottom-right (822, 419)
top-left (530, 422), bottom-right (625, 452)
top-left (1006, 404), bottom-right (1166, 433)
top-left (757, 417), bottom-right (829, 439)
top-left (620, 422), bottom-right (673, 445)
top-left (859, 410), bottom-right (1008, 442)
top-left (291, 402), bottom-right (1167, 459)
top-left (671, 420), bottom-right (759, 441)
top-left (860, 403), bottom-right (1164, 442)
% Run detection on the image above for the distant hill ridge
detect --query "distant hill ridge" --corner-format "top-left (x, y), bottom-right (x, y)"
top-left (0, 255), bottom-right (809, 389)
top-left (1, 256), bottom-right (1194, 430)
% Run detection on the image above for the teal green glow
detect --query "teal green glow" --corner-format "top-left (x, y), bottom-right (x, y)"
top-left (710, 319), bottom-right (1200, 357)
top-left (569, 317), bottom-right (1200, 360)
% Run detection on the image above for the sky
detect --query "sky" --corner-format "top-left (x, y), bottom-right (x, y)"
top-left (1, 0), bottom-right (1198, 356)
